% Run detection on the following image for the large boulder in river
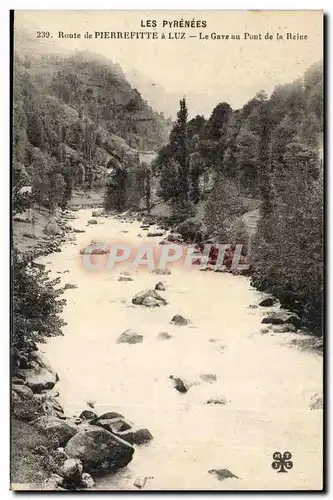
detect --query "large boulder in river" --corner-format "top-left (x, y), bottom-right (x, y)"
top-left (34, 416), bottom-right (78, 446)
top-left (132, 289), bottom-right (167, 306)
top-left (142, 296), bottom-right (161, 307)
top-left (117, 329), bottom-right (143, 344)
top-left (87, 219), bottom-right (98, 225)
top-left (261, 311), bottom-right (301, 327)
top-left (65, 427), bottom-right (134, 473)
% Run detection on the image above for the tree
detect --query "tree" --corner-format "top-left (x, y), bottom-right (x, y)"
top-left (31, 151), bottom-right (66, 210)
top-left (158, 158), bottom-right (181, 203)
top-left (145, 166), bottom-right (152, 214)
top-left (204, 176), bottom-right (245, 241)
top-left (169, 98), bottom-right (190, 202)
top-left (235, 128), bottom-right (259, 191)
top-left (12, 250), bottom-right (66, 367)
top-left (13, 162), bottom-right (31, 215)
top-left (104, 162), bottom-right (129, 212)
top-left (189, 151), bottom-right (204, 204)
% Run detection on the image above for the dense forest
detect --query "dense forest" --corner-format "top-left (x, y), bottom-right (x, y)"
top-left (152, 61), bottom-right (323, 332)
top-left (13, 50), bottom-right (170, 211)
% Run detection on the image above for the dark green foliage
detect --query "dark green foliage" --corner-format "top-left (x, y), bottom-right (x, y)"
top-left (155, 99), bottom-right (192, 204)
top-left (204, 177), bottom-right (246, 242)
top-left (158, 158), bottom-right (181, 203)
top-left (12, 249), bottom-right (66, 359)
top-left (170, 200), bottom-right (196, 225)
top-left (171, 98), bottom-right (190, 202)
top-left (145, 166), bottom-right (152, 214)
top-left (250, 62), bottom-right (323, 331)
top-left (176, 218), bottom-right (202, 241)
top-left (13, 162), bottom-right (31, 215)
top-left (104, 163), bottom-right (129, 212)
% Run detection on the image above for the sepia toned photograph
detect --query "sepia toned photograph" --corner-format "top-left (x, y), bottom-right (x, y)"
top-left (11, 10), bottom-right (323, 491)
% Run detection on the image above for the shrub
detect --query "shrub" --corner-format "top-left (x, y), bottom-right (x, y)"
top-left (176, 218), bottom-right (202, 242)
top-left (204, 177), bottom-right (246, 242)
top-left (170, 200), bottom-right (196, 225)
top-left (12, 249), bottom-right (66, 366)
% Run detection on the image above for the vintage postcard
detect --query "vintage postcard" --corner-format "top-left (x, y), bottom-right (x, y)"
top-left (11, 10), bottom-right (324, 491)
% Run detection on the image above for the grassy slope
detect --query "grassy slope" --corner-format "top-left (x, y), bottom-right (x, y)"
top-left (11, 418), bottom-right (54, 488)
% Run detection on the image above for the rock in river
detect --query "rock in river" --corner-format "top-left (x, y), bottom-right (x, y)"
top-left (157, 332), bottom-right (172, 340)
top-left (261, 311), bottom-right (301, 327)
top-left (170, 375), bottom-right (189, 393)
top-left (94, 411), bottom-right (124, 421)
top-left (92, 417), bottom-right (131, 434)
top-left (155, 281), bottom-right (166, 291)
top-left (65, 427), bottom-right (134, 473)
top-left (170, 314), bottom-right (188, 326)
top-left (209, 468), bottom-right (239, 481)
top-left (116, 427), bottom-right (153, 445)
top-left (147, 231), bottom-right (164, 237)
top-left (142, 296), bottom-right (161, 307)
top-left (80, 410), bottom-right (98, 421)
top-left (118, 275), bottom-right (134, 282)
top-left (271, 324), bottom-right (297, 333)
top-left (206, 396), bottom-right (229, 405)
top-left (152, 268), bottom-right (171, 275)
top-left (117, 329), bottom-right (143, 344)
top-left (132, 289), bottom-right (167, 306)
top-left (199, 373), bottom-right (217, 383)
top-left (258, 297), bottom-right (275, 307)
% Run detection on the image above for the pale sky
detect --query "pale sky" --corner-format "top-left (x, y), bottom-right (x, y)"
top-left (14, 10), bottom-right (323, 118)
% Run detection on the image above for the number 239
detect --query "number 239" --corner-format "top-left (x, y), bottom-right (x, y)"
top-left (36, 31), bottom-right (51, 38)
